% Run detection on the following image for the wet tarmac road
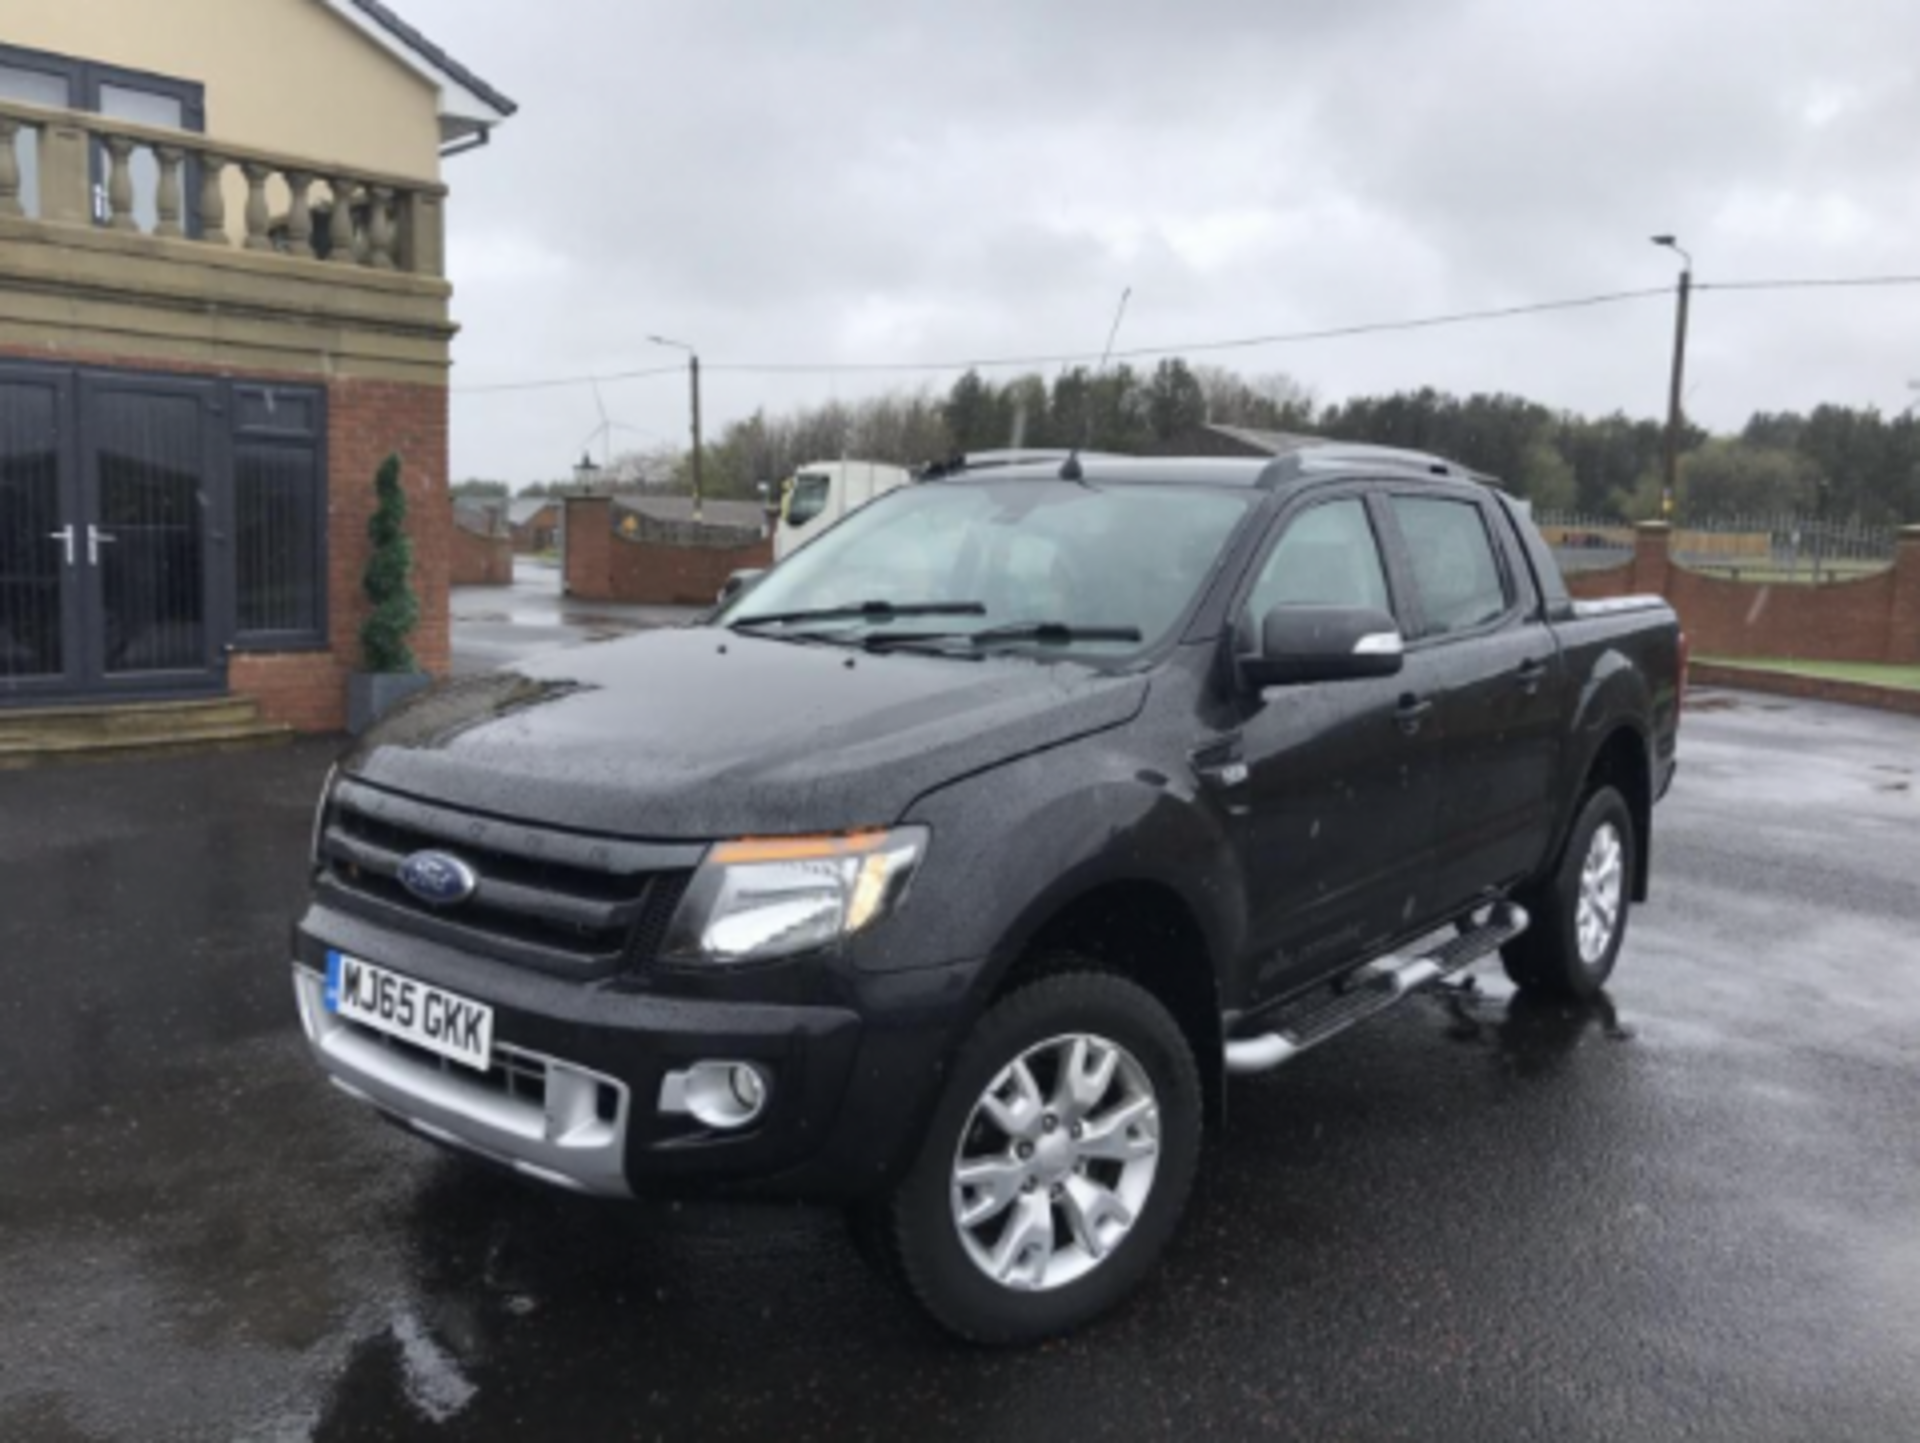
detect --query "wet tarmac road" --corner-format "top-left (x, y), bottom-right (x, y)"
top-left (2, 691), bottom-right (1917, 1441)
top-left (450, 561), bottom-right (700, 676)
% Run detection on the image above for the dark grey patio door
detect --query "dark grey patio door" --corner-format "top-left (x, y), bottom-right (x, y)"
top-left (0, 368), bottom-right (80, 700)
top-left (75, 373), bottom-right (224, 695)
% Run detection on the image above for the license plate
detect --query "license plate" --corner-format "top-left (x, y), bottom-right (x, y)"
top-left (325, 950), bottom-right (494, 1072)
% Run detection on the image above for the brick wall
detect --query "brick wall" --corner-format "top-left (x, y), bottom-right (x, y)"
top-left (562, 495), bottom-right (771, 605)
top-left (1566, 521), bottom-right (1919, 665)
top-left (1891, 528), bottom-right (1920, 665)
top-left (451, 510), bottom-right (514, 587)
top-left (285, 376), bottom-right (450, 731)
top-left (563, 497), bottom-right (614, 600)
top-left (607, 533), bottom-right (774, 606)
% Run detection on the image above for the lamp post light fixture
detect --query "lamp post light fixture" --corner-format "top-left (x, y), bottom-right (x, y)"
top-left (572, 449), bottom-right (603, 493)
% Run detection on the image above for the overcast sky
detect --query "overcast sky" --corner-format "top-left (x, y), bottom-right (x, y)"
top-left (400, 0), bottom-right (1920, 484)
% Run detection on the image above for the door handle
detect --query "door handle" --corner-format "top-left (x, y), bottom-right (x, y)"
top-left (1515, 658), bottom-right (1548, 695)
top-left (1395, 694), bottom-right (1433, 735)
top-left (88, 525), bottom-right (118, 566)
top-left (48, 527), bottom-right (75, 567)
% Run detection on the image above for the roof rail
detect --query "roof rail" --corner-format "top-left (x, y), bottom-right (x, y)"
top-left (915, 448), bottom-right (1127, 480)
top-left (1285, 442), bottom-right (1460, 477)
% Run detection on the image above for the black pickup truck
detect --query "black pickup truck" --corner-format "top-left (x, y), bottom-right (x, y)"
top-left (294, 443), bottom-right (1681, 1344)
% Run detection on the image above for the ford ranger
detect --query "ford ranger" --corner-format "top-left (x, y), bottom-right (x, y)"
top-left (294, 441), bottom-right (1681, 1344)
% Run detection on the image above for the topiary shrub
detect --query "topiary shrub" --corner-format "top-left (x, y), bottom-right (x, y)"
top-left (360, 453), bottom-right (420, 673)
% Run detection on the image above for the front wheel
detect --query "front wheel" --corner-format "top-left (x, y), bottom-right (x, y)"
top-left (870, 970), bottom-right (1202, 1345)
top-left (1502, 785), bottom-right (1635, 999)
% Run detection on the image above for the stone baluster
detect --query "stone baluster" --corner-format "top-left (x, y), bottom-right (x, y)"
top-left (154, 145), bottom-right (185, 239)
top-left (240, 162), bottom-right (272, 250)
top-left (0, 118), bottom-right (22, 219)
top-left (368, 185), bottom-right (395, 269)
top-left (326, 176), bottom-right (356, 263)
top-left (104, 135), bottom-right (137, 231)
top-left (284, 169), bottom-right (313, 256)
top-left (198, 154), bottom-right (227, 244)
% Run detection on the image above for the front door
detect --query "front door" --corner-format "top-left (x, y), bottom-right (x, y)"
top-left (1228, 490), bottom-right (1445, 1003)
top-left (77, 373), bottom-right (223, 696)
top-left (0, 369), bottom-right (223, 704)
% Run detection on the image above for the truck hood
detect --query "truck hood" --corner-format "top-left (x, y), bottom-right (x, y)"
top-left (344, 627), bottom-right (1149, 839)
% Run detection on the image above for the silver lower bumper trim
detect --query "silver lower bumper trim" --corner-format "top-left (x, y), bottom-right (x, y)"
top-left (293, 965), bottom-right (633, 1198)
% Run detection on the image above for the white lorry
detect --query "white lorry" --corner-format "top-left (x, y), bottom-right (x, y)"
top-left (773, 460), bottom-right (912, 561)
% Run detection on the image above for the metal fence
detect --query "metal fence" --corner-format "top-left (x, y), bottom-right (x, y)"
top-left (1534, 511), bottom-right (1898, 583)
top-left (1534, 512), bottom-right (1634, 574)
top-left (1669, 515), bottom-right (1896, 583)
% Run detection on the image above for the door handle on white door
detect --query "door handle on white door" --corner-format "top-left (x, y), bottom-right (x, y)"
top-left (88, 525), bottom-right (117, 566)
top-left (48, 527), bottom-right (76, 566)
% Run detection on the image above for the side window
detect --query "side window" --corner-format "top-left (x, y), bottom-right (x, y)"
top-left (1388, 496), bottom-right (1510, 638)
top-left (784, 473), bottom-right (831, 528)
top-left (1241, 498), bottom-right (1392, 637)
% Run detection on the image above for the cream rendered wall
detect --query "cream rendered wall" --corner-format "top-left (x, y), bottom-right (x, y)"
top-left (5, 0), bottom-right (442, 181)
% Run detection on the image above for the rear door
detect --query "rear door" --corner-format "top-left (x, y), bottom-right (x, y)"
top-left (1380, 488), bottom-right (1567, 906)
top-left (1229, 487), bottom-right (1447, 1001)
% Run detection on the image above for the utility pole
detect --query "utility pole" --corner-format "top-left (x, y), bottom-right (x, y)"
top-left (1652, 235), bottom-right (1693, 519)
top-left (689, 351), bottom-right (703, 519)
top-left (649, 334), bottom-right (703, 518)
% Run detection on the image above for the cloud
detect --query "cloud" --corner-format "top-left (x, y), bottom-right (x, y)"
top-left (398, 0), bottom-right (1920, 481)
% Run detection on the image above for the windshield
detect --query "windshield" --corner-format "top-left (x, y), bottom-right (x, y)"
top-left (784, 472), bottom-right (832, 529)
top-left (723, 480), bottom-right (1254, 657)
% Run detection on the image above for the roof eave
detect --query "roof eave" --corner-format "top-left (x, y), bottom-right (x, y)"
top-left (320, 0), bottom-right (517, 132)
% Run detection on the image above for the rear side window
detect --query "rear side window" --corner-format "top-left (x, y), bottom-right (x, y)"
top-left (1243, 498), bottom-right (1392, 626)
top-left (1389, 495), bottom-right (1510, 637)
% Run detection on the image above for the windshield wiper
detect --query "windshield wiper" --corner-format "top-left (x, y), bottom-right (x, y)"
top-left (728, 601), bottom-right (987, 630)
top-left (865, 621), bottom-right (1145, 652)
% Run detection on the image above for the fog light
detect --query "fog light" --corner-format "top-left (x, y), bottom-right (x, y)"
top-left (660, 1061), bottom-right (770, 1130)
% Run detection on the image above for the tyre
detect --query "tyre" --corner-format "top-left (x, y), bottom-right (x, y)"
top-left (869, 969), bottom-right (1202, 1345)
top-left (1502, 785), bottom-right (1634, 1000)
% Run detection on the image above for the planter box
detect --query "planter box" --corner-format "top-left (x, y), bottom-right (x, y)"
top-left (347, 672), bottom-right (432, 736)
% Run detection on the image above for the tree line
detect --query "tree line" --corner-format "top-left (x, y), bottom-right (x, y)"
top-left (475, 359), bottom-right (1920, 524)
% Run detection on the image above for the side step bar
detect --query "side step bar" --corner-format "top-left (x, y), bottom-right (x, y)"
top-left (1224, 903), bottom-right (1529, 1076)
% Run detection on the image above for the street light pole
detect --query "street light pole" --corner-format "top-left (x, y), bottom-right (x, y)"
top-left (649, 334), bottom-right (703, 518)
top-left (1651, 235), bottom-right (1693, 520)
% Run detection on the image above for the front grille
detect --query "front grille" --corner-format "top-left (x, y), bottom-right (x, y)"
top-left (318, 777), bottom-right (705, 979)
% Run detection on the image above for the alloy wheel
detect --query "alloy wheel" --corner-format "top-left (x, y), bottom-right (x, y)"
top-left (949, 1033), bottom-right (1161, 1293)
top-left (1577, 821), bottom-right (1625, 965)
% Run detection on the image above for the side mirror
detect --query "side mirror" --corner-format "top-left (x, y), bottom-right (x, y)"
top-left (1240, 605), bottom-right (1404, 689)
top-left (716, 568), bottom-right (766, 606)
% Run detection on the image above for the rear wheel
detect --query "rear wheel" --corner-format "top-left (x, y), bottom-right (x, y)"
top-left (868, 970), bottom-right (1202, 1345)
top-left (1502, 786), bottom-right (1634, 1000)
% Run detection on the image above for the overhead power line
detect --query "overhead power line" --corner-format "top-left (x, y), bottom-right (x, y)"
top-left (700, 288), bottom-right (1673, 376)
top-left (1695, 273), bottom-right (1920, 293)
top-left (455, 362), bottom-right (685, 395)
top-left (448, 274), bottom-right (1920, 395)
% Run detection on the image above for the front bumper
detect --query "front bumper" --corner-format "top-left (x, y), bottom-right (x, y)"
top-left (295, 966), bottom-right (639, 1196)
top-left (292, 907), bottom-right (963, 1200)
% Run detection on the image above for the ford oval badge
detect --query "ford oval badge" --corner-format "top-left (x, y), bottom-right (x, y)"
top-left (398, 850), bottom-right (479, 907)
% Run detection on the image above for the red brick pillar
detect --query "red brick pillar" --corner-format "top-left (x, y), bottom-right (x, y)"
top-left (1632, 521), bottom-right (1672, 597)
top-left (1888, 524), bottom-right (1920, 665)
top-left (563, 497), bottom-right (612, 600)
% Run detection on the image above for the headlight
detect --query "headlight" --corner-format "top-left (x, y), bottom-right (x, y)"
top-left (662, 827), bottom-right (927, 964)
